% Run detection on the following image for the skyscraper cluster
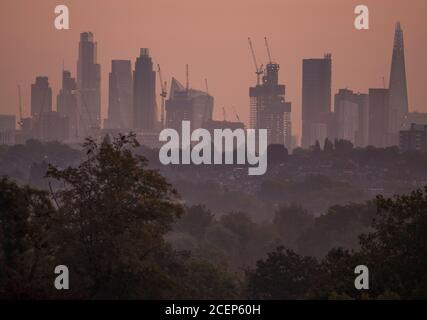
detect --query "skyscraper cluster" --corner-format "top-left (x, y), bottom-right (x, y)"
top-left (0, 22), bottom-right (417, 152)
top-left (9, 32), bottom-right (221, 147)
top-left (301, 22), bottom-right (410, 150)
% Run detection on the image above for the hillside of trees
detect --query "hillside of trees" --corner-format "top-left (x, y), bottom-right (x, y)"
top-left (1, 137), bottom-right (427, 299)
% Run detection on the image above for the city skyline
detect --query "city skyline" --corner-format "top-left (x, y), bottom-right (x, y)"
top-left (2, 2), bottom-right (427, 303)
top-left (1, 0), bottom-right (427, 143)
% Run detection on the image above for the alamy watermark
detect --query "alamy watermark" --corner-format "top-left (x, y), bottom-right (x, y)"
top-left (159, 121), bottom-right (268, 176)
top-left (54, 4), bottom-right (369, 31)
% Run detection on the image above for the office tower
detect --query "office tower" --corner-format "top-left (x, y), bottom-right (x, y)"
top-left (57, 70), bottom-right (78, 140)
top-left (77, 32), bottom-right (101, 139)
top-left (302, 54), bottom-right (332, 148)
top-left (368, 88), bottom-right (390, 148)
top-left (31, 76), bottom-right (52, 117)
top-left (334, 89), bottom-right (369, 147)
top-left (249, 62), bottom-right (292, 146)
top-left (165, 77), bottom-right (213, 131)
top-left (133, 48), bottom-right (157, 130)
top-left (0, 115), bottom-right (16, 145)
top-left (388, 22), bottom-right (409, 145)
top-left (106, 60), bottom-right (133, 130)
top-left (30, 76), bottom-right (67, 142)
top-left (335, 97), bottom-right (359, 145)
top-left (399, 123), bottom-right (427, 151)
top-left (354, 93), bottom-right (369, 147)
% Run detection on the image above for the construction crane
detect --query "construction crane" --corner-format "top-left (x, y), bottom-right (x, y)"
top-left (17, 85), bottom-right (24, 128)
top-left (233, 106), bottom-right (241, 122)
top-left (222, 107), bottom-right (227, 122)
top-left (157, 64), bottom-right (167, 127)
top-left (186, 64), bottom-right (189, 91)
top-left (264, 36), bottom-right (273, 64)
top-left (248, 37), bottom-right (264, 85)
top-left (205, 78), bottom-right (209, 95)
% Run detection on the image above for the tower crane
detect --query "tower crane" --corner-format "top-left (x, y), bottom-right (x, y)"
top-left (264, 36), bottom-right (274, 64)
top-left (248, 37), bottom-right (264, 85)
top-left (205, 78), bottom-right (209, 95)
top-left (186, 64), bottom-right (189, 91)
top-left (222, 107), bottom-right (227, 122)
top-left (17, 85), bottom-right (24, 128)
top-left (233, 106), bottom-right (241, 122)
top-left (157, 64), bottom-right (167, 127)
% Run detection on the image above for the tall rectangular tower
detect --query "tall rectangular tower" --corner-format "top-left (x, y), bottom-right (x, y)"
top-left (31, 76), bottom-right (52, 117)
top-left (107, 60), bottom-right (133, 130)
top-left (57, 70), bottom-right (78, 141)
top-left (334, 89), bottom-right (369, 147)
top-left (0, 115), bottom-right (16, 145)
top-left (77, 32), bottom-right (101, 139)
top-left (133, 48), bottom-right (157, 131)
top-left (302, 54), bottom-right (332, 148)
top-left (369, 88), bottom-right (390, 148)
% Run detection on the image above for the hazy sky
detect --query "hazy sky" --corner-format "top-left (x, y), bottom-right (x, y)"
top-left (1, 0), bottom-right (427, 140)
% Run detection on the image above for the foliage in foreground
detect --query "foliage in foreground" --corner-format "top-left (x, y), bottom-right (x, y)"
top-left (0, 134), bottom-right (239, 299)
top-left (246, 188), bottom-right (427, 299)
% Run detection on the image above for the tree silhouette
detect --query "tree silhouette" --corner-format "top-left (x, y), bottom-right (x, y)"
top-left (0, 178), bottom-right (55, 299)
top-left (47, 134), bottom-right (184, 298)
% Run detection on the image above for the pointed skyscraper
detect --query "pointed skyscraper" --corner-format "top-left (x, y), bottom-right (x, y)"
top-left (388, 22), bottom-right (409, 145)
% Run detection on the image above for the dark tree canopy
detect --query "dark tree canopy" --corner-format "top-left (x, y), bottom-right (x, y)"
top-left (247, 188), bottom-right (427, 300)
top-left (246, 246), bottom-right (319, 299)
top-left (359, 188), bottom-right (427, 299)
top-left (0, 134), bottom-right (240, 299)
top-left (46, 134), bottom-right (184, 298)
top-left (0, 178), bottom-right (56, 299)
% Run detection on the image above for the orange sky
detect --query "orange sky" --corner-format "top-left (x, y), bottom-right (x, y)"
top-left (1, 0), bottom-right (427, 141)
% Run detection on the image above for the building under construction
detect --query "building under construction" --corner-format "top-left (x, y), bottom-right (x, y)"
top-left (249, 38), bottom-right (292, 148)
